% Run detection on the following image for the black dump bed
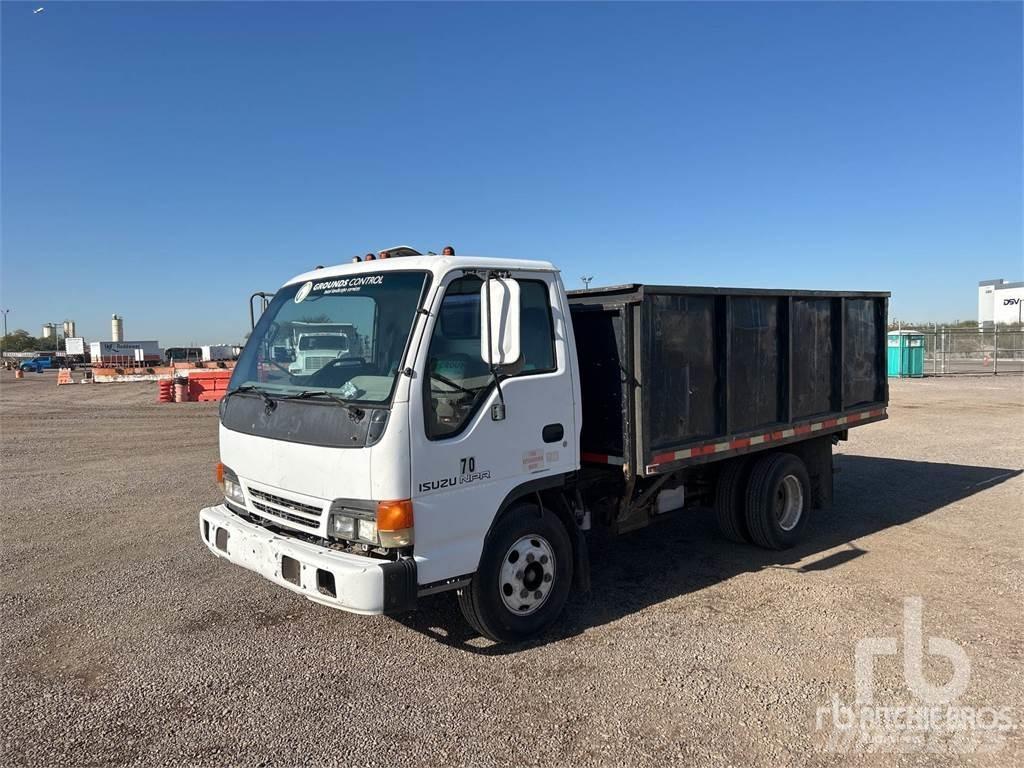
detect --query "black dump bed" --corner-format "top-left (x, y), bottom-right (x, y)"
top-left (568, 284), bottom-right (889, 477)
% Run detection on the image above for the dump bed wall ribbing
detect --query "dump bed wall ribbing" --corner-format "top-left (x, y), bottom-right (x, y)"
top-left (567, 284), bottom-right (890, 476)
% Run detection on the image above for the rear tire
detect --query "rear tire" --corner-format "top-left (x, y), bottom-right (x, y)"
top-left (457, 502), bottom-right (573, 643)
top-left (744, 452), bottom-right (811, 550)
top-left (714, 457), bottom-right (752, 543)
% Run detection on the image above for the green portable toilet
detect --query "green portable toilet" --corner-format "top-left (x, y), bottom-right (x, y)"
top-left (887, 330), bottom-right (925, 377)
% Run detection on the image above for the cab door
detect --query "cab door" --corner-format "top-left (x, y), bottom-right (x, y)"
top-left (408, 270), bottom-right (579, 585)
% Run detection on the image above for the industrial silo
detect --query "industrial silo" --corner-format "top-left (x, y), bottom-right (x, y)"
top-left (41, 323), bottom-right (57, 339)
top-left (111, 314), bottom-right (124, 342)
top-left (63, 320), bottom-right (76, 338)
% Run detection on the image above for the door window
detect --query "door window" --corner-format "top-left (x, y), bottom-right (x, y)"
top-left (424, 276), bottom-right (556, 439)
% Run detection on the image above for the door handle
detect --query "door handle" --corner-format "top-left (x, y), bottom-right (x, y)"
top-left (542, 423), bottom-right (564, 443)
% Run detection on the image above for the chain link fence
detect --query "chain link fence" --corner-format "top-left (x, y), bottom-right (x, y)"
top-left (911, 327), bottom-right (1024, 375)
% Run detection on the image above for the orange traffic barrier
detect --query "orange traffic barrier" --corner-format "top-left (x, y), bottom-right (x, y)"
top-left (188, 369), bottom-right (232, 402)
top-left (14, 369), bottom-right (24, 379)
top-left (157, 379), bottom-right (174, 403)
top-left (57, 368), bottom-right (73, 386)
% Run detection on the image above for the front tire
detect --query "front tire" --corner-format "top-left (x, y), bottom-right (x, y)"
top-left (458, 502), bottom-right (573, 643)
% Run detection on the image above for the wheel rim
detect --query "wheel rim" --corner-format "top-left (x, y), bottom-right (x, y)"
top-left (776, 474), bottom-right (804, 531)
top-left (498, 534), bottom-right (557, 616)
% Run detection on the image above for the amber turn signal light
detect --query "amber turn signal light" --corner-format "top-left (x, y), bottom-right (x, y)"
top-left (375, 499), bottom-right (414, 532)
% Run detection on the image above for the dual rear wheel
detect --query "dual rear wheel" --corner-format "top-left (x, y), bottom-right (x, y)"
top-left (714, 451), bottom-right (811, 549)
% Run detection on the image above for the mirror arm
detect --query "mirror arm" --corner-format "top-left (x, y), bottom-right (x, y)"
top-left (484, 271), bottom-right (506, 413)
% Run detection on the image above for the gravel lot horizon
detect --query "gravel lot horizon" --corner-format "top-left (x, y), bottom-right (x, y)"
top-left (1, 371), bottom-right (1021, 767)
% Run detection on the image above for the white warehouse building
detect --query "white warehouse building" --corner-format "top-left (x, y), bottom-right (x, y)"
top-left (978, 279), bottom-right (1024, 327)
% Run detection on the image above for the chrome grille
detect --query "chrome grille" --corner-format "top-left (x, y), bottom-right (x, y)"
top-left (248, 488), bottom-right (321, 516)
top-left (250, 503), bottom-right (319, 530)
top-left (247, 487), bottom-right (323, 531)
top-left (304, 356), bottom-right (334, 370)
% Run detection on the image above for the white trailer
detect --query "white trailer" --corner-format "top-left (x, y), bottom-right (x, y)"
top-left (201, 345), bottom-right (235, 362)
top-left (89, 340), bottom-right (161, 364)
top-left (199, 253), bottom-right (888, 642)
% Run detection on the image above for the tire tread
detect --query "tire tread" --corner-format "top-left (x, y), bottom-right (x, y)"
top-left (745, 452), bottom-right (810, 550)
top-left (714, 458), bottom-right (750, 543)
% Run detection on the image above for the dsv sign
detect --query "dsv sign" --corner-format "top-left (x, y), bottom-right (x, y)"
top-left (1003, 298), bottom-right (1021, 306)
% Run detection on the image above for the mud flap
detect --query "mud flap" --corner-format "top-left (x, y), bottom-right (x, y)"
top-left (571, 524), bottom-right (591, 593)
top-left (381, 558), bottom-right (418, 614)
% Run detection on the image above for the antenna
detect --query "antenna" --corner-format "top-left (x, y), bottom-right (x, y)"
top-left (580, 275), bottom-right (593, 290)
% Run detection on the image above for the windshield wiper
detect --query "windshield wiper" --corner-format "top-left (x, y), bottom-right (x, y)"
top-left (225, 385), bottom-right (277, 412)
top-left (281, 390), bottom-right (365, 421)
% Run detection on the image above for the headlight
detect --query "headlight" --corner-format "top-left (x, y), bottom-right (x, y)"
top-left (357, 518), bottom-right (378, 544)
top-left (328, 499), bottom-right (411, 548)
top-left (329, 514), bottom-right (356, 539)
top-left (223, 476), bottom-right (246, 507)
top-left (327, 509), bottom-right (377, 545)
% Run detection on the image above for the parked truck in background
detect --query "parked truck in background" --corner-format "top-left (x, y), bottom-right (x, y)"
top-left (166, 347), bottom-right (203, 365)
top-left (286, 323), bottom-right (361, 375)
top-left (200, 252), bottom-right (888, 642)
top-left (201, 345), bottom-right (236, 362)
top-left (19, 355), bottom-right (59, 373)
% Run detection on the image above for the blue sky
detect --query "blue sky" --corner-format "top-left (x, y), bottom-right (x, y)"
top-left (2, 1), bottom-right (1021, 344)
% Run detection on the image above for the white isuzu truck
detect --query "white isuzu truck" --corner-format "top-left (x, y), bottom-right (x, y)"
top-left (200, 251), bottom-right (888, 642)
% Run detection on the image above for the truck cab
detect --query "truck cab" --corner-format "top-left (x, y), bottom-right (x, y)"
top-left (201, 255), bottom-right (581, 640)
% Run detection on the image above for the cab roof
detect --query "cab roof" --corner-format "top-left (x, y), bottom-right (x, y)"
top-left (284, 255), bottom-right (559, 287)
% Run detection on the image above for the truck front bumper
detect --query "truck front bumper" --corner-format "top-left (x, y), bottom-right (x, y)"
top-left (199, 504), bottom-right (417, 615)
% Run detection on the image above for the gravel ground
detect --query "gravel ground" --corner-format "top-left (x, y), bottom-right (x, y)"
top-left (1, 371), bottom-right (1021, 767)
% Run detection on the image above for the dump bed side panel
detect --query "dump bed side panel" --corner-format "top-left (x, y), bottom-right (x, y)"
top-left (791, 298), bottom-right (835, 418)
top-left (644, 294), bottom-right (719, 449)
top-left (637, 289), bottom-right (888, 475)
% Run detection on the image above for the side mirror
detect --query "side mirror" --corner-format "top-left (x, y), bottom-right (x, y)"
top-left (480, 277), bottom-right (521, 366)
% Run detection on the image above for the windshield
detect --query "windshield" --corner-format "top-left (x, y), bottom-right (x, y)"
top-left (230, 271), bottom-right (429, 404)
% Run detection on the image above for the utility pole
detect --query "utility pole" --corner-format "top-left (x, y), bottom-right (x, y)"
top-left (580, 275), bottom-right (593, 290)
top-left (1, 309), bottom-right (9, 358)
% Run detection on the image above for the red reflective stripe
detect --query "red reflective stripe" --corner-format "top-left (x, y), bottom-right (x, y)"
top-left (647, 408), bottom-right (886, 466)
top-left (582, 452), bottom-right (625, 465)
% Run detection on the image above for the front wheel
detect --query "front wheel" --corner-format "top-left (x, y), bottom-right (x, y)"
top-left (458, 502), bottom-right (573, 643)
